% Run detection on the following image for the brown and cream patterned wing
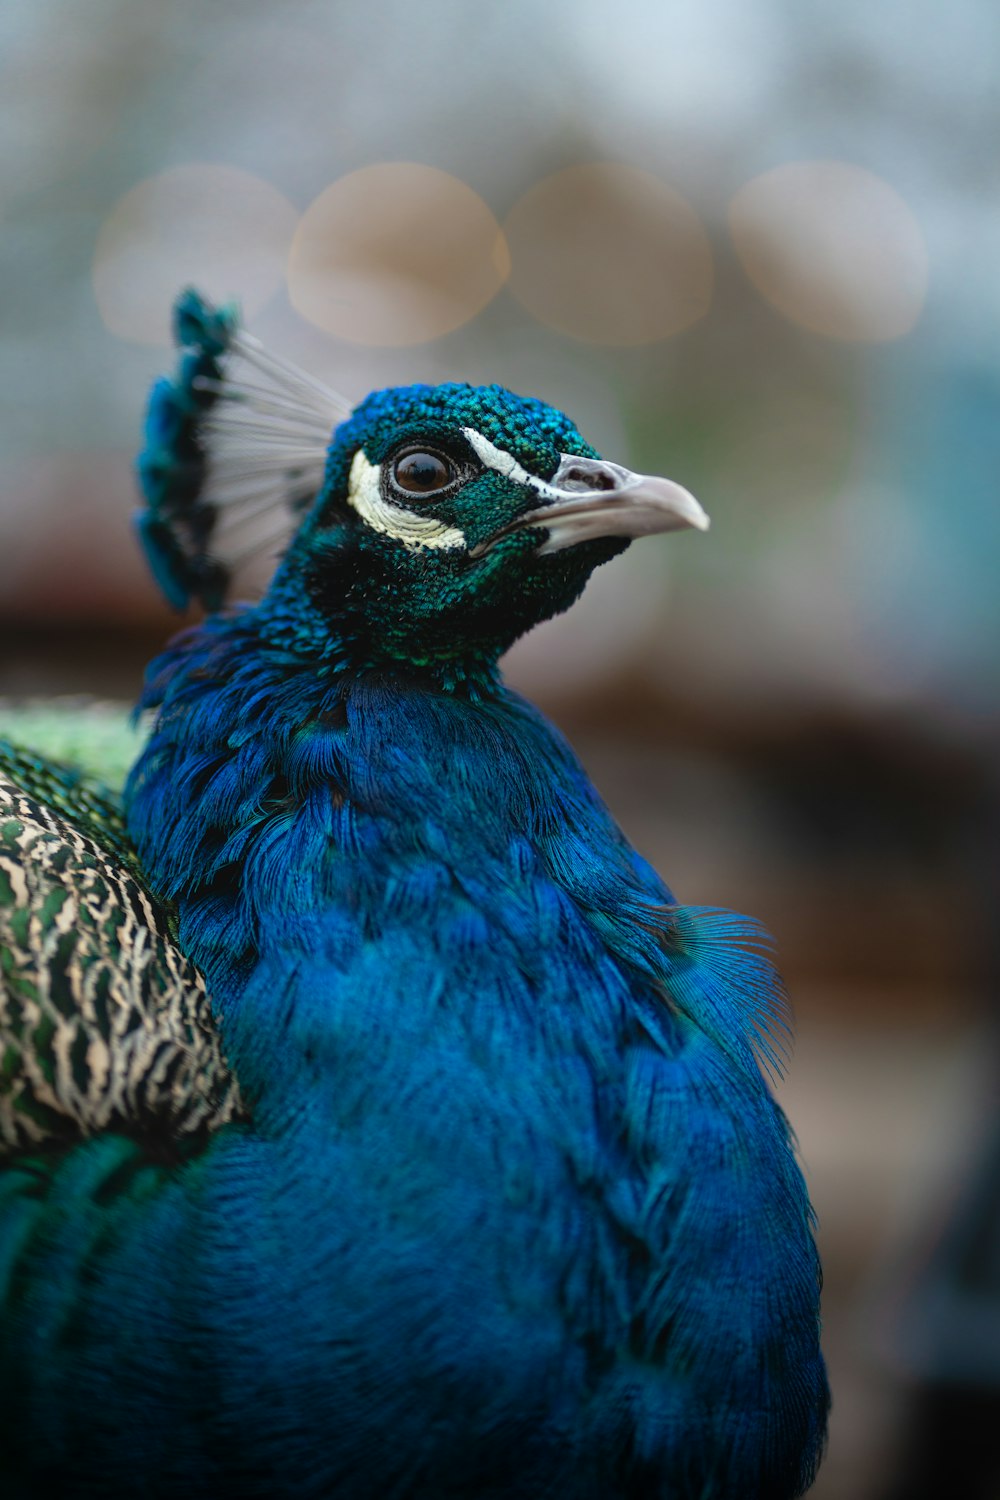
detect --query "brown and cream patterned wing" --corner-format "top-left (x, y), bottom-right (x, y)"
top-left (0, 769), bottom-right (244, 1157)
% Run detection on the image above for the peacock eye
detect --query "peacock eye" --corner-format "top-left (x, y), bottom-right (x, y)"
top-left (391, 450), bottom-right (454, 497)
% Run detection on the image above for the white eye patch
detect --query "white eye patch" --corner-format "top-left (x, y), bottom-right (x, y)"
top-left (346, 431), bottom-right (564, 553)
top-left (346, 450), bottom-right (466, 551)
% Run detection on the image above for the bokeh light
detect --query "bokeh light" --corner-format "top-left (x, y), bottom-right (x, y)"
top-left (729, 161), bottom-right (929, 342)
top-left (287, 164), bottom-right (510, 346)
top-left (504, 163), bottom-right (713, 346)
top-left (92, 164), bottom-right (299, 345)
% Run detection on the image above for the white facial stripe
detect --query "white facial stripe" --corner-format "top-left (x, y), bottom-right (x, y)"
top-left (461, 427), bottom-right (562, 501)
top-left (347, 450), bottom-right (466, 551)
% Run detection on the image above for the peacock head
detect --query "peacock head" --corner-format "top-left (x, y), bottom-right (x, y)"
top-left (138, 291), bottom-right (708, 682)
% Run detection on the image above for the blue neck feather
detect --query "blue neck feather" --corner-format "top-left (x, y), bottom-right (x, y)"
top-left (119, 606), bottom-right (827, 1495)
top-left (128, 607), bottom-right (786, 1098)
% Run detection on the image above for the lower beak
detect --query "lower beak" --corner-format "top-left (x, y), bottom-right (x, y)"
top-left (470, 454), bottom-right (709, 558)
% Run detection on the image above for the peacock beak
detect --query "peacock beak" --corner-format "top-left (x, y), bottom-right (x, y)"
top-left (469, 454), bottom-right (709, 558)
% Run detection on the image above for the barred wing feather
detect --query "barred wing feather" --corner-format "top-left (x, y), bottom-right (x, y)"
top-left (0, 745), bottom-right (243, 1157)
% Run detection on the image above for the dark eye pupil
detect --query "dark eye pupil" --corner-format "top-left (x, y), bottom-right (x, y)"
top-left (394, 452), bottom-right (451, 494)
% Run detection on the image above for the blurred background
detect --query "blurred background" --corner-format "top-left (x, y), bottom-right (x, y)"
top-left (2, 1), bottom-right (999, 1493)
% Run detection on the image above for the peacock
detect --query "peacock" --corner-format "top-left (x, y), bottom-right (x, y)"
top-left (0, 291), bottom-right (829, 1497)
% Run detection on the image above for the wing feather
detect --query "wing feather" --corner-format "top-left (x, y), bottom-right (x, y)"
top-left (0, 745), bottom-right (244, 1157)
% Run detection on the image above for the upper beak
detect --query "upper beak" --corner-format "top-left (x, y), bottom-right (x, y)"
top-left (469, 454), bottom-right (709, 558)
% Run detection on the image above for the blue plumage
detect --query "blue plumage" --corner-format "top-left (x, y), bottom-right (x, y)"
top-left (0, 292), bottom-right (828, 1496)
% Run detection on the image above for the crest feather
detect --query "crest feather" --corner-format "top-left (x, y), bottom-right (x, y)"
top-left (136, 290), bottom-right (351, 611)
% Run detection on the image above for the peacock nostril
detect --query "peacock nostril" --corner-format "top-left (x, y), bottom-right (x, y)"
top-left (560, 464), bottom-right (617, 492)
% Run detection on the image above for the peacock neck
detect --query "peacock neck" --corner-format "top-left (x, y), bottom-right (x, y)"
top-left (256, 560), bottom-right (510, 695)
top-left (125, 609), bottom-right (674, 1023)
top-left (125, 606), bottom-right (789, 1122)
